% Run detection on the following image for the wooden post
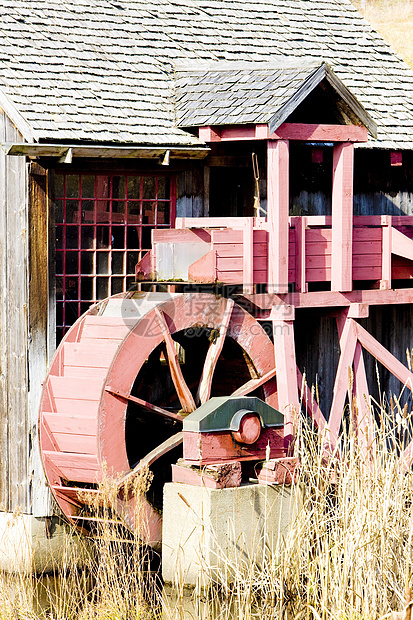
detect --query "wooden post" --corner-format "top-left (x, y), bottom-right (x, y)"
top-left (293, 216), bottom-right (306, 293)
top-left (267, 140), bottom-right (289, 294)
top-left (326, 315), bottom-right (358, 446)
top-left (381, 215), bottom-right (392, 289)
top-left (336, 307), bottom-right (374, 461)
top-left (331, 142), bottom-right (354, 292)
top-left (271, 305), bottom-right (299, 451)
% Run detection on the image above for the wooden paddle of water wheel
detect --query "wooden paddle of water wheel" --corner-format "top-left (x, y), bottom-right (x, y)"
top-left (39, 121), bottom-right (413, 546)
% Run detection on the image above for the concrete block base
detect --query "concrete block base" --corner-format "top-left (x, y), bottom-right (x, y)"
top-left (162, 482), bottom-right (303, 587)
top-left (0, 513), bottom-right (88, 574)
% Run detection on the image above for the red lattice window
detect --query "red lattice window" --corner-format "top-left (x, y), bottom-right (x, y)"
top-left (55, 173), bottom-right (175, 342)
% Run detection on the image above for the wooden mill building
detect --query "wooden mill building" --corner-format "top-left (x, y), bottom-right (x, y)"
top-left (1, 0), bottom-right (413, 564)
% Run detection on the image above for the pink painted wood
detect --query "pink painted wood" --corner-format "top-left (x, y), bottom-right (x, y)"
top-left (267, 140), bottom-right (289, 294)
top-left (391, 226), bottom-right (413, 261)
top-left (157, 214), bottom-right (413, 289)
top-left (198, 126), bottom-right (221, 142)
top-left (243, 217), bottom-right (254, 293)
top-left (331, 142), bottom-right (354, 292)
top-left (39, 294), bottom-right (279, 544)
top-left (258, 457), bottom-right (299, 485)
top-left (271, 123), bottom-right (368, 142)
top-left (197, 298), bottom-right (234, 404)
top-left (183, 427), bottom-right (285, 465)
top-left (231, 367), bottom-right (277, 400)
top-left (292, 216), bottom-right (306, 293)
top-left (135, 251), bottom-right (154, 280)
top-left (242, 288), bottom-right (413, 310)
top-left (197, 123), bottom-right (368, 143)
top-left (153, 228), bottom-right (211, 243)
top-left (352, 342), bottom-right (375, 460)
top-left (175, 217), bottom-right (251, 229)
top-left (326, 316), bottom-right (358, 447)
top-left (155, 308), bottom-right (197, 413)
top-left (336, 311), bottom-right (374, 460)
top-left (381, 216), bottom-right (392, 289)
top-left (171, 462), bottom-right (242, 488)
top-left (355, 322), bottom-right (413, 390)
top-left (105, 386), bottom-right (184, 422)
top-left (188, 250), bottom-right (216, 283)
top-left (272, 318), bottom-right (300, 448)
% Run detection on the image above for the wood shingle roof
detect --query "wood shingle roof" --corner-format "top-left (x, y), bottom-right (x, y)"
top-left (0, 0), bottom-right (412, 149)
top-left (175, 62), bottom-right (377, 136)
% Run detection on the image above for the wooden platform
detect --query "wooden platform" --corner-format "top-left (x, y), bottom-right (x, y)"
top-left (148, 215), bottom-right (413, 300)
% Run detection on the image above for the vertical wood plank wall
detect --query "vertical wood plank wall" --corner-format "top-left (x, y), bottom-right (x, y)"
top-left (0, 110), bottom-right (29, 512)
top-left (176, 165), bottom-right (205, 218)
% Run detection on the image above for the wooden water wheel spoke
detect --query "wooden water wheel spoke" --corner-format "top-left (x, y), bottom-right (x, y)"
top-left (197, 298), bottom-right (234, 405)
top-left (155, 307), bottom-right (196, 413)
top-left (105, 386), bottom-right (184, 422)
top-left (231, 367), bottom-right (277, 397)
top-left (119, 432), bottom-right (184, 488)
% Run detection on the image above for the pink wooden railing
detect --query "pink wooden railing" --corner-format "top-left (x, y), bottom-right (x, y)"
top-left (172, 215), bottom-right (413, 292)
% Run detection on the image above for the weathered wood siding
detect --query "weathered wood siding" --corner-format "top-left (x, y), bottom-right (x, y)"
top-left (0, 110), bottom-right (29, 512)
top-left (176, 164), bottom-right (206, 218)
top-left (28, 162), bottom-right (53, 516)
top-left (295, 305), bottom-right (413, 421)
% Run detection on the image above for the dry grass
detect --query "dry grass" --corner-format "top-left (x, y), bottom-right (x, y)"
top-left (0, 416), bottom-right (412, 619)
top-left (176, 419), bottom-right (413, 620)
top-left (351, 0), bottom-right (413, 68)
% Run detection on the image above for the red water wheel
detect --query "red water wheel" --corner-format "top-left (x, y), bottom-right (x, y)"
top-left (39, 293), bottom-right (277, 547)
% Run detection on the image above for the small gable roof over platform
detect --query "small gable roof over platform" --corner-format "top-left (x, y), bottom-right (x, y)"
top-left (0, 0), bottom-right (413, 149)
top-left (175, 62), bottom-right (377, 136)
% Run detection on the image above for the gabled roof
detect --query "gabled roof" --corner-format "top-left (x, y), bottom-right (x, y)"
top-left (0, 0), bottom-right (413, 149)
top-left (175, 61), bottom-right (377, 137)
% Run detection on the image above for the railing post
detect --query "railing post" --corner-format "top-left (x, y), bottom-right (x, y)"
top-left (331, 142), bottom-right (354, 292)
top-left (267, 140), bottom-right (289, 294)
top-left (293, 215), bottom-right (306, 293)
top-left (242, 217), bottom-right (254, 294)
top-left (381, 215), bottom-right (392, 289)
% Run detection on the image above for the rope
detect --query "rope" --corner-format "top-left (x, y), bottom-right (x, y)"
top-left (252, 152), bottom-right (261, 217)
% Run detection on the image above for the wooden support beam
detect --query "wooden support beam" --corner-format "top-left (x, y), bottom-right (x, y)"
top-left (352, 342), bottom-right (375, 461)
top-left (336, 312), bottom-right (374, 460)
top-left (240, 287), bottom-right (413, 310)
top-left (331, 142), bottom-right (354, 292)
top-left (400, 442), bottom-right (413, 474)
top-left (267, 140), bottom-right (289, 294)
top-left (326, 317), bottom-right (358, 445)
top-left (391, 225), bottom-right (413, 261)
top-left (271, 123), bottom-right (368, 142)
top-left (355, 322), bottom-right (413, 390)
top-left (347, 303), bottom-right (369, 319)
top-left (272, 318), bottom-right (299, 449)
top-left (197, 123), bottom-right (368, 143)
top-left (198, 126), bottom-right (221, 142)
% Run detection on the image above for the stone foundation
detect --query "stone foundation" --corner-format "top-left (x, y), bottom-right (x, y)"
top-left (162, 482), bottom-right (303, 587)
